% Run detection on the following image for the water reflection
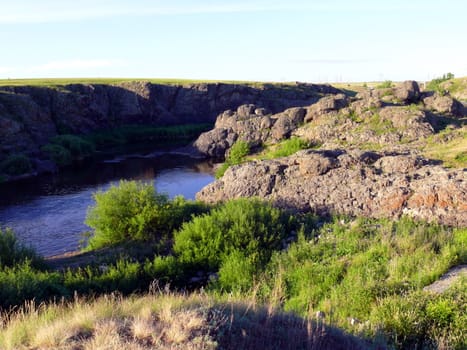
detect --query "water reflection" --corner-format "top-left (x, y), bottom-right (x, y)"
top-left (0, 154), bottom-right (214, 257)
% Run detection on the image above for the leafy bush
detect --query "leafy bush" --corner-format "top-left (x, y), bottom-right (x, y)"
top-left (173, 198), bottom-right (290, 272)
top-left (217, 250), bottom-right (257, 292)
top-left (0, 153), bottom-right (32, 176)
top-left (215, 140), bottom-right (250, 178)
top-left (0, 228), bottom-right (42, 268)
top-left (85, 181), bottom-right (209, 249)
top-left (51, 134), bottom-right (95, 158)
top-left (41, 143), bottom-right (72, 166)
top-left (86, 180), bottom-right (162, 248)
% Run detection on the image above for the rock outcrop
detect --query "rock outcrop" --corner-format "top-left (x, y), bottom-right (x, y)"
top-left (197, 150), bottom-right (466, 226)
top-left (192, 103), bottom-right (308, 158)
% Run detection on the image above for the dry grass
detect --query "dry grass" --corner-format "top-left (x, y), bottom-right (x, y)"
top-left (0, 290), bottom-right (367, 350)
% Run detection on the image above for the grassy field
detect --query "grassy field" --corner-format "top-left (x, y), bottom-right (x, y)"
top-left (0, 77), bottom-right (276, 88)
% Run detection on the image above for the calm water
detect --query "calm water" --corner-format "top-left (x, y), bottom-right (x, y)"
top-left (0, 152), bottom-right (215, 257)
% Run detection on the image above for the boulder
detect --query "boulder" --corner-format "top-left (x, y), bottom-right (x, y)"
top-left (304, 94), bottom-right (349, 122)
top-left (394, 80), bottom-right (420, 103)
top-left (192, 128), bottom-right (238, 158)
top-left (422, 93), bottom-right (465, 116)
top-left (270, 107), bottom-right (306, 141)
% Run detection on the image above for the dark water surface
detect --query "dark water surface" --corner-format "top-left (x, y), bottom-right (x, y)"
top-left (0, 152), bottom-right (215, 257)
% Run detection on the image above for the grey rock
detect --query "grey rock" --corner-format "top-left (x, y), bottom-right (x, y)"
top-left (422, 93), bottom-right (465, 116)
top-left (304, 94), bottom-right (349, 122)
top-left (270, 107), bottom-right (306, 141)
top-left (394, 80), bottom-right (420, 103)
top-left (197, 150), bottom-right (466, 227)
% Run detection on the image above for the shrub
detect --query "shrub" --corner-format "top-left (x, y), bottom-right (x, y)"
top-left (217, 250), bottom-right (257, 292)
top-left (215, 140), bottom-right (250, 178)
top-left (0, 228), bottom-right (42, 268)
top-left (173, 198), bottom-right (290, 271)
top-left (86, 181), bottom-right (168, 248)
top-left (85, 181), bottom-right (209, 249)
top-left (51, 134), bottom-right (95, 158)
top-left (41, 143), bottom-right (72, 166)
top-left (0, 262), bottom-right (65, 309)
top-left (0, 154), bottom-right (32, 176)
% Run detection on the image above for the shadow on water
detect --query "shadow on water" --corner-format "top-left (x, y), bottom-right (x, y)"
top-left (0, 152), bottom-right (215, 257)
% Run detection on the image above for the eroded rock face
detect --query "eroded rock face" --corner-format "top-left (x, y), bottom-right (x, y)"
top-left (0, 81), bottom-right (328, 167)
top-left (197, 150), bottom-right (466, 226)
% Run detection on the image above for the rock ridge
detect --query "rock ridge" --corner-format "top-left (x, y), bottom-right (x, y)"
top-left (197, 149), bottom-right (466, 226)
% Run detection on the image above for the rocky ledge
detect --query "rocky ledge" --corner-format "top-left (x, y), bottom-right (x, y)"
top-left (197, 149), bottom-right (466, 226)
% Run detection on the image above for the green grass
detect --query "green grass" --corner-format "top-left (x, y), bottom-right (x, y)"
top-left (262, 137), bottom-right (312, 159)
top-left (0, 77), bottom-right (288, 88)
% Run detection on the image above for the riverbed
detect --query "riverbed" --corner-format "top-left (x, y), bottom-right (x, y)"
top-left (0, 152), bottom-right (215, 257)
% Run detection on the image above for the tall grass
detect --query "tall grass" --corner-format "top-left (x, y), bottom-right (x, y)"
top-left (0, 291), bottom-right (367, 350)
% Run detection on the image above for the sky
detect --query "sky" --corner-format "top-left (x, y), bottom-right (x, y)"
top-left (1, 0), bottom-right (466, 83)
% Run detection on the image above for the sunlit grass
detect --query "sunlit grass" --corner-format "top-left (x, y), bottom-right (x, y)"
top-left (0, 77), bottom-right (290, 88)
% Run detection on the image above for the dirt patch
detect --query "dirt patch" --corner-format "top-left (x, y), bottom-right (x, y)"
top-left (423, 265), bottom-right (467, 294)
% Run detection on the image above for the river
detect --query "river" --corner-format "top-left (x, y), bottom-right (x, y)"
top-left (0, 151), bottom-right (215, 257)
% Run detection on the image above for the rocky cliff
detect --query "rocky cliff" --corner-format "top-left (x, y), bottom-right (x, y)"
top-left (0, 81), bottom-right (339, 177)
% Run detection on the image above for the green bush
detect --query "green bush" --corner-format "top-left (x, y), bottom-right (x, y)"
top-left (41, 143), bottom-right (72, 166)
top-left (217, 250), bottom-right (257, 292)
top-left (173, 198), bottom-right (290, 272)
top-left (376, 80), bottom-right (393, 89)
top-left (215, 140), bottom-right (250, 178)
top-left (51, 134), bottom-right (95, 158)
top-left (0, 262), bottom-right (65, 309)
top-left (85, 181), bottom-right (209, 249)
top-left (0, 153), bottom-right (32, 176)
top-left (86, 181), bottom-right (168, 248)
top-left (0, 228), bottom-right (42, 268)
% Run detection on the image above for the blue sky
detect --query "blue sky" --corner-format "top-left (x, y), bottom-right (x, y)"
top-left (1, 0), bottom-right (466, 82)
